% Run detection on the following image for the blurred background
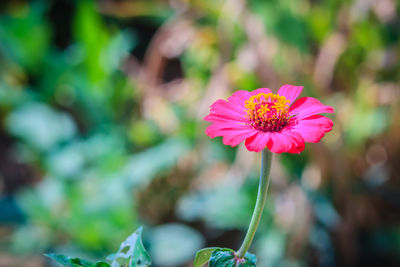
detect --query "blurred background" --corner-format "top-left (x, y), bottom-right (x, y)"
top-left (0, 0), bottom-right (399, 266)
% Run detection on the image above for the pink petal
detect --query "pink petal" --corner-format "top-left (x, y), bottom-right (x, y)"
top-left (267, 133), bottom-right (290, 153)
top-left (244, 129), bottom-right (306, 153)
top-left (285, 131), bottom-right (305, 153)
top-left (204, 113), bottom-right (248, 123)
top-left (277, 84), bottom-right (303, 105)
top-left (249, 88), bottom-right (272, 96)
top-left (206, 89), bottom-right (273, 125)
top-left (210, 99), bottom-right (246, 115)
top-left (205, 122), bottom-right (251, 137)
top-left (244, 131), bottom-right (271, 152)
top-left (204, 99), bottom-right (248, 123)
top-left (291, 115), bottom-right (333, 143)
top-left (205, 122), bottom-right (256, 147)
top-left (227, 88), bottom-right (272, 107)
top-left (266, 131), bottom-right (305, 154)
top-left (222, 130), bottom-right (257, 147)
top-left (227, 90), bottom-right (252, 106)
top-left (289, 97), bottom-right (334, 119)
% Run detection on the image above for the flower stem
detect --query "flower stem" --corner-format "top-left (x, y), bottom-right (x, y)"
top-left (237, 149), bottom-right (272, 258)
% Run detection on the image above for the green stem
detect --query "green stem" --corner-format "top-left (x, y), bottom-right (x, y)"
top-left (237, 149), bottom-right (272, 258)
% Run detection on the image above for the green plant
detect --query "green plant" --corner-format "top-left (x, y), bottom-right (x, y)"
top-left (46, 227), bottom-right (151, 267)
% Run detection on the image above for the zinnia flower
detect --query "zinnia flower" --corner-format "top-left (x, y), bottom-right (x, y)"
top-left (204, 85), bottom-right (334, 153)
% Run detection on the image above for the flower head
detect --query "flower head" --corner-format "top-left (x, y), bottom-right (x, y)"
top-left (204, 85), bottom-right (334, 153)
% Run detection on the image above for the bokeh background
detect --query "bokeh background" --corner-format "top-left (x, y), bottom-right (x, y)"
top-left (1, 0), bottom-right (400, 266)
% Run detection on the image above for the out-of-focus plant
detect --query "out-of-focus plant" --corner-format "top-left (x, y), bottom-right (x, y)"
top-left (46, 227), bottom-right (151, 267)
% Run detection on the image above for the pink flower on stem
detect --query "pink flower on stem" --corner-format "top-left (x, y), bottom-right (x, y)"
top-left (204, 85), bottom-right (334, 153)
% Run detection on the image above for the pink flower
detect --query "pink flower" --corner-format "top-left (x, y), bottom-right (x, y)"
top-left (204, 85), bottom-right (334, 153)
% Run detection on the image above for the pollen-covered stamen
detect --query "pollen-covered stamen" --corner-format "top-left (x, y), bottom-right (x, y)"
top-left (244, 93), bottom-right (290, 132)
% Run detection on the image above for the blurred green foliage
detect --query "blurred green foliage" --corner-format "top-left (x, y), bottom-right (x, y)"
top-left (0, 0), bottom-right (400, 266)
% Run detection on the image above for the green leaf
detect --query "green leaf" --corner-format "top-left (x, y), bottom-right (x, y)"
top-left (92, 262), bottom-right (111, 267)
top-left (193, 247), bottom-right (218, 267)
top-left (209, 248), bottom-right (234, 267)
top-left (208, 249), bottom-right (256, 267)
top-left (45, 253), bottom-right (93, 267)
top-left (108, 227), bottom-right (151, 267)
top-left (243, 252), bottom-right (257, 265)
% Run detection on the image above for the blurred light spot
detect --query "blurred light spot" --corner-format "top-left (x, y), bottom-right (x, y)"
top-left (314, 196), bottom-right (341, 229)
top-left (301, 164), bottom-right (322, 190)
top-left (160, 22), bottom-right (195, 58)
top-left (274, 186), bottom-right (309, 230)
top-left (274, 192), bottom-right (296, 229)
top-left (364, 162), bottom-right (389, 186)
top-left (256, 230), bottom-right (285, 267)
top-left (5, 103), bottom-right (76, 150)
top-left (48, 144), bottom-right (84, 178)
top-left (149, 224), bottom-right (204, 266)
top-left (65, 44), bottom-right (85, 65)
top-left (36, 178), bottom-right (64, 211)
top-left (169, 0), bottom-right (189, 11)
top-left (123, 138), bottom-right (189, 187)
top-left (143, 97), bottom-right (179, 133)
top-left (313, 33), bottom-right (346, 89)
top-left (237, 45), bottom-right (258, 71)
top-left (324, 125), bottom-right (341, 148)
top-left (350, 0), bottom-right (373, 22)
top-left (275, 195), bottom-right (295, 228)
top-left (55, 84), bottom-right (76, 107)
top-left (129, 120), bottom-right (158, 145)
top-left (366, 144), bottom-right (387, 165)
top-left (374, 0), bottom-right (396, 22)
top-left (378, 83), bottom-right (399, 104)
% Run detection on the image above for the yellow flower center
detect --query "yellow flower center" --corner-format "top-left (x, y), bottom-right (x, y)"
top-left (244, 93), bottom-right (290, 132)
